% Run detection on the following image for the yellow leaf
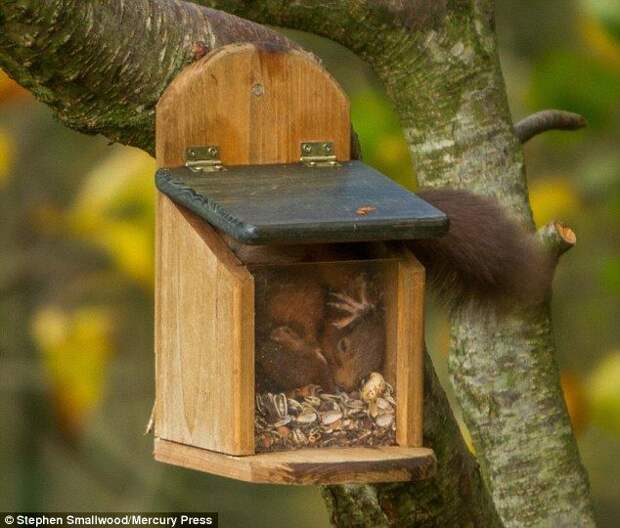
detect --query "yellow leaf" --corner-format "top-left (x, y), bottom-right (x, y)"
top-left (97, 220), bottom-right (154, 287)
top-left (0, 70), bottom-right (30, 105)
top-left (587, 351), bottom-right (620, 437)
top-left (32, 305), bottom-right (115, 436)
top-left (528, 177), bottom-right (581, 227)
top-left (374, 135), bottom-right (410, 165)
top-left (66, 148), bottom-right (156, 287)
top-left (0, 129), bottom-right (14, 189)
top-left (579, 10), bottom-right (620, 69)
top-left (69, 148), bottom-right (155, 230)
top-left (561, 370), bottom-right (590, 435)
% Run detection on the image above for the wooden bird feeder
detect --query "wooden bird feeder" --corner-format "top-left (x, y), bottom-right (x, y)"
top-left (153, 43), bottom-right (448, 485)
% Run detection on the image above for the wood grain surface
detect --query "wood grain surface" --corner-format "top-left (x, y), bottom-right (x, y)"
top-left (154, 438), bottom-right (436, 485)
top-left (154, 43), bottom-right (351, 457)
top-left (156, 42), bottom-right (350, 167)
top-left (395, 248), bottom-right (426, 447)
top-left (155, 195), bottom-right (255, 454)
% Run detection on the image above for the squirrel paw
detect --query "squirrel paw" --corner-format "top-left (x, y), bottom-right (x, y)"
top-left (328, 275), bottom-right (374, 329)
top-left (270, 326), bottom-right (328, 366)
top-left (270, 325), bottom-right (303, 349)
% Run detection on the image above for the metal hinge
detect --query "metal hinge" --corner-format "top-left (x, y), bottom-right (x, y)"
top-left (300, 141), bottom-right (340, 167)
top-left (185, 145), bottom-right (224, 173)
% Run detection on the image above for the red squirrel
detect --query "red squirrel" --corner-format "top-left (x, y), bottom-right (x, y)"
top-left (323, 273), bottom-right (386, 391)
top-left (254, 270), bottom-right (336, 391)
top-left (225, 189), bottom-right (554, 392)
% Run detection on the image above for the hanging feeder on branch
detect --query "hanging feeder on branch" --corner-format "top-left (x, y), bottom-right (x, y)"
top-left (152, 43), bottom-right (448, 485)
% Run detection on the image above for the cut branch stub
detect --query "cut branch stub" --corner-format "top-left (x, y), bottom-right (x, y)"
top-left (538, 221), bottom-right (577, 259)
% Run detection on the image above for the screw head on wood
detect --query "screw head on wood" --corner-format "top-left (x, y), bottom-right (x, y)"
top-left (252, 83), bottom-right (265, 96)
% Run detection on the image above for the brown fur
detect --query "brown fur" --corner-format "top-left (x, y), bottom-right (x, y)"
top-left (410, 189), bottom-right (553, 312)
top-left (227, 189), bottom-right (552, 314)
top-left (257, 326), bottom-right (335, 392)
top-left (265, 274), bottom-right (325, 342)
top-left (322, 310), bottom-right (385, 391)
top-left (235, 189), bottom-right (553, 391)
top-left (321, 274), bottom-right (386, 391)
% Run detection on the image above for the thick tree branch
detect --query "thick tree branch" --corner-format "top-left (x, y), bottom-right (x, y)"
top-left (515, 110), bottom-right (587, 143)
top-left (0, 0), bottom-right (294, 152)
top-left (0, 0), bottom-right (596, 526)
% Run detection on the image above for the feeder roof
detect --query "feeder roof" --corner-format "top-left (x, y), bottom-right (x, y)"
top-left (156, 160), bottom-right (448, 245)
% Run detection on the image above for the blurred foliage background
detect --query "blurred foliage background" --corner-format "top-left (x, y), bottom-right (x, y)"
top-left (0, 0), bottom-right (618, 525)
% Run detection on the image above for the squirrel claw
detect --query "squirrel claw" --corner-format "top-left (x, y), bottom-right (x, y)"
top-left (328, 292), bottom-right (368, 313)
top-left (330, 313), bottom-right (359, 329)
top-left (328, 276), bottom-right (374, 329)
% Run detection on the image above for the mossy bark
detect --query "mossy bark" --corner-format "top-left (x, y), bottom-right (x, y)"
top-left (0, 0), bottom-right (292, 152)
top-left (0, 0), bottom-right (595, 526)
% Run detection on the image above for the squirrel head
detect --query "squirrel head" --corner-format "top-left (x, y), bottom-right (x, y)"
top-left (330, 311), bottom-right (385, 391)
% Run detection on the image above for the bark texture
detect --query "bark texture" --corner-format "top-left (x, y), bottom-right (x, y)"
top-left (0, 0), bottom-right (293, 152)
top-left (0, 0), bottom-right (595, 526)
top-left (515, 109), bottom-right (587, 144)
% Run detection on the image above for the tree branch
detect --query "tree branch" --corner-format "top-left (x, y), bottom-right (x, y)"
top-left (0, 0), bottom-right (596, 526)
top-left (0, 0), bottom-right (295, 153)
top-left (515, 110), bottom-right (587, 143)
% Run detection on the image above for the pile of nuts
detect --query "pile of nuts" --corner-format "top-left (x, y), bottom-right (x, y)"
top-left (255, 372), bottom-right (396, 452)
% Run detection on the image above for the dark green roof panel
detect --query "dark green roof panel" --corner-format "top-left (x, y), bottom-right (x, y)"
top-left (156, 160), bottom-right (448, 245)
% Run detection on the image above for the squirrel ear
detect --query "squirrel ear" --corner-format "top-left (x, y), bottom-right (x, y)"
top-left (270, 325), bottom-right (298, 343)
top-left (337, 336), bottom-right (350, 355)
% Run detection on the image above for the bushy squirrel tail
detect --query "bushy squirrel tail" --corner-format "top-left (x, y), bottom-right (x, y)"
top-left (409, 189), bottom-right (554, 311)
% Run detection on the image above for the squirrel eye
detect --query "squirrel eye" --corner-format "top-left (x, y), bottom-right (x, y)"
top-left (337, 337), bottom-right (350, 354)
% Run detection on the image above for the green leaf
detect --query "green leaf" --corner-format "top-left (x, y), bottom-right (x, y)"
top-left (529, 51), bottom-right (620, 129)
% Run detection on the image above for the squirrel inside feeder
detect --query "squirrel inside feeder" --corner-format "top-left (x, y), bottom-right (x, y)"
top-left (227, 189), bottom-right (554, 393)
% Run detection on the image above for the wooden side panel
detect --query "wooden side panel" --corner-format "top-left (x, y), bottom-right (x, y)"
top-left (395, 250), bottom-right (426, 447)
top-left (155, 194), bottom-right (255, 455)
top-left (154, 439), bottom-right (436, 485)
top-left (154, 43), bottom-right (351, 457)
top-left (156, 43), bottom-right (350, 167)
top-left (381, 261), bottom-right (399, 387)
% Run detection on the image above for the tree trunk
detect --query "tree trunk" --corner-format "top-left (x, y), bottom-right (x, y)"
top-left (0, 0), bottom-right (595, 526)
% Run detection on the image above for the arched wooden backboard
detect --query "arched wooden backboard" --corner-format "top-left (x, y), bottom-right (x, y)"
top-left (155, 43), bottom-right (351, 167)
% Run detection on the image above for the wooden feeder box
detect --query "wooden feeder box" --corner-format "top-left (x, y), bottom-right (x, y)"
top-left (153, 43), bottom-right (448, 485)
